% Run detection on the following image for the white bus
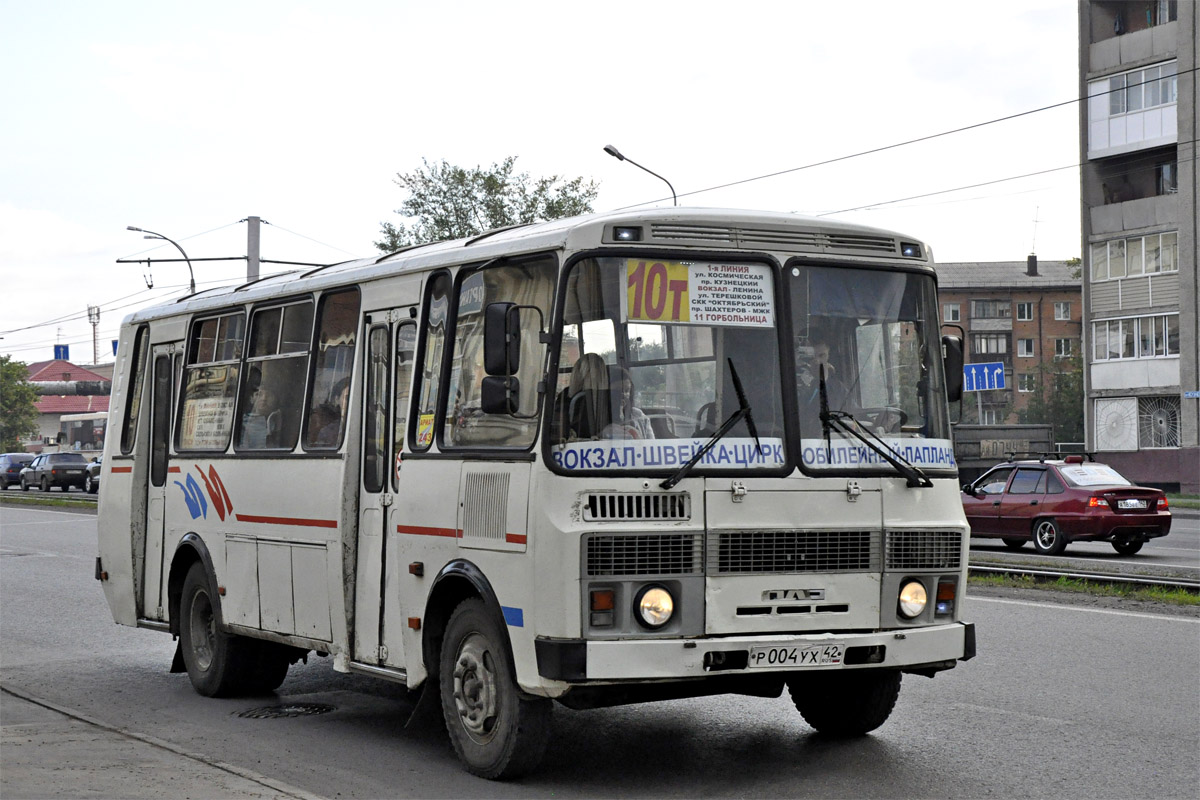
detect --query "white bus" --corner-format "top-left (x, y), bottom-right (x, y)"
top-left (98, 207), bottom-right (973, 779)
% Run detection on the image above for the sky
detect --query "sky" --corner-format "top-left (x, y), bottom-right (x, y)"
top-left (0, 0), bottom-right (1082, 366)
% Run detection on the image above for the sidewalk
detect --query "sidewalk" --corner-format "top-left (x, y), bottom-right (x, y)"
top-left (1, 688), bottom-right (322, 800)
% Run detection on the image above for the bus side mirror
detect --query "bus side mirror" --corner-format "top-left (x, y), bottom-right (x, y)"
top-left (484, 302), bottom-right (520, 376)
top-left (942, 334), bottom-right (963, 402)
top-left (481, 376), bottom-right (518, 414)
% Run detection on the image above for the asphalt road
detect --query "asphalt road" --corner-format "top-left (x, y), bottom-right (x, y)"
top-left (2, 505), bottom-right (1198, 798)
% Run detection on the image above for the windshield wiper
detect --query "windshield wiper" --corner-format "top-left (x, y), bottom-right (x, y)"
top-left (819, 369), bottom-right (932, 488)
top-left (661, 359), bottom-right (757, 490)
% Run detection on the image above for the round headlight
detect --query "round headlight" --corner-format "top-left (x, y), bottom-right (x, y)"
top-left (898, 580), bottom-right (928, 619)
top-left (634, 585), bottom-right (674, 628)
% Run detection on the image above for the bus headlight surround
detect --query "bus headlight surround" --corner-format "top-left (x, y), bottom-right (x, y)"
top-left (898, 579), bottom-right (928, 619)
top-left (634, 584), bottom-right (675, 629)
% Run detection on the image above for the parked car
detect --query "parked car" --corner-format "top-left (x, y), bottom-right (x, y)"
top-left (85, 456), bottom-right (102, 494)
top-left (962, 455), bottom-right (1171, 556)
top-left (19, 452), bottom-right (89, 492)
top-left (0, 453), bottom-right (34, 490)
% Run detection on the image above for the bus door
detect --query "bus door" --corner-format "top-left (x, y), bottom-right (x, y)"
top-left (143, 344), bottom-right (176, 619)
top-left (354, 310), bottom-right (416, 668)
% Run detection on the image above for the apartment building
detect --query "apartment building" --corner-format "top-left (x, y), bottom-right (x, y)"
top-left (1079, 0), bottom-right (1198, 493)
top-left (936, 257), bottom-right (1082, 426)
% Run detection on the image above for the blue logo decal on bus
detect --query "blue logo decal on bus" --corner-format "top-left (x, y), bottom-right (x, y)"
top-left (501, 606), bottom-right (524, 627)
top-left (175, 473), bottom-right (208, 520)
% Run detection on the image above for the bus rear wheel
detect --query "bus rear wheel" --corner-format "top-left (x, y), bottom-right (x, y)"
top-left (179, 562), bottom-right (260, 697)
top-left (439, 598), bottom-right (551, 779)
top-left (787, 670), bottom-right (901, 736)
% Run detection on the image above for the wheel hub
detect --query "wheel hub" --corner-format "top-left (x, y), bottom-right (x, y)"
top-left (452, 632), bottom-right (498, 742)
top-left (188, 590), bottom-right (216, 671)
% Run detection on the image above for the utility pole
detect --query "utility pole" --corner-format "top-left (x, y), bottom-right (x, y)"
top-left (88, 306), bottom-right (100, 365)
top-left (246, 215), bottom-right (261, 282)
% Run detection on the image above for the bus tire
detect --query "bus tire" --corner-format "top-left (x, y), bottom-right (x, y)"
top-left (245, 642), bottom-right (292, 693)
top-left (787, 669), bottom-right (901, 736)
top-left (178, 562), bottom-right (256, 697)
top-left (439, 598), bottom-right (551, 779)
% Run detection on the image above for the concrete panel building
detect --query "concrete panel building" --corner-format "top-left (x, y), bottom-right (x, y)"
top-left (1079, 0), bottom-right (1198, 493)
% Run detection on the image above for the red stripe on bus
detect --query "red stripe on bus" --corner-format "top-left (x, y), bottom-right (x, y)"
top-left (111, 466), bottom-right (133, 473)
top-left (506, 533), bottom-right (527, 545)
top-left (396, 524), bottom-right (461, 538)
top-left (167, 466), bottom-right (181, 473)
top-left (234, 514), bottom-right (338, 529)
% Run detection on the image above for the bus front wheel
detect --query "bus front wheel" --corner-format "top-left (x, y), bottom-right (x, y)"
top-left (787, 669), bottom-right (901, 736)
top-left (438, 598), bottom-right (551, 779)
top-left (179, 562), bottom-right (259, 697)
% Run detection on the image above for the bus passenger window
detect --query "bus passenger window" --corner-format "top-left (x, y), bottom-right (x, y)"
top-left (237, 301), bottom-right (312, 451)
top-left (304, 289), bottom-right (360, 450)
top-left (120, 326), bottom-right (149, 454)
top-left (177, 312), bottom-right (245, 451)
top-left (412, 273), bottom-right (451, 451)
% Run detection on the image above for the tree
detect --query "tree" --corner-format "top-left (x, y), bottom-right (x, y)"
top-left (375, 157), bottom-right (599, 252)
top-left (0, 356), bottom-right (39, 451)
top-left (1018, 352), bottom-right (1085, 445)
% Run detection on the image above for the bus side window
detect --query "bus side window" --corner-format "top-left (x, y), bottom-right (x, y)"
top-left (411, 273), bottom-right (451, 452)
top-left (120, 326), bottom-right (149, 455)
top-left (237, 301), bottom-right (313, 451)
top-left (304, 289), bottom-right (360, 450)
top-left (392, 322), bottom-right (417, 491)
top-left (177, 312), bottom-right (245, 452)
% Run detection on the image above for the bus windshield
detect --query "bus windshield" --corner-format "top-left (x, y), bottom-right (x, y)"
top-left (548, 256), bottom-right (787, 474)
top-left (790, 264), bottom-right (954, 475)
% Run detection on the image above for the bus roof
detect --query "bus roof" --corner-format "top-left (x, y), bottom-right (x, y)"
top-left (119, 207), bottom-right (932, 326)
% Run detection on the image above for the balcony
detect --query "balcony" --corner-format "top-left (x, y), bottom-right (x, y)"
top-left (1090, 195), bottom-right (1176, 236)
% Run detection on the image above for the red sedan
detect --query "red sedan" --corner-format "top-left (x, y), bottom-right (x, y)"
top-left (962, 456), bottom-right (1171, 556)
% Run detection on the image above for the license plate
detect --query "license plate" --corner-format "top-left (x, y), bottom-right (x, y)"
top-left (1118, 499), bottom-right (1148, 509)
top-left (748, 643), bottom-right (844, 669)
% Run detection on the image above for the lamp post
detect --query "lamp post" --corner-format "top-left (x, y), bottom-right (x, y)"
top-left (603, 144), bottom-right (677, 206)
top-left (127, 226), bottom-right (195, 294)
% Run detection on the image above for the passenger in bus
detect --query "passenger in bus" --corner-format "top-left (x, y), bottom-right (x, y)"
top-left (312, 377), bottom-right (350, 446)
top-left (798, 338), bottom-right (852, 414)
top-left (565, 353), bottom-right (610, 440)
top-left (242, 384), bottom-right (282, 448)
top-left (604, 366), bottom-right (654, 440)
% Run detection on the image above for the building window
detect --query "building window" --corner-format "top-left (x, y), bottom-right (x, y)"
top-left (1090, 232), bottom-right (1178, 282)
top-left (972, 333), bottom-right (1009, 355)
top-left (980, 408), bottom-right (1001, 426)
top-left (1101, 62), bottom-right (1177, 118)
top-left (1054, 302), bottom-right (1071, 321)
top-left (1055, 338), bottom-right (1074, 358)
top-left (1016, 302), bottom-right (1033, 321)
top-left (971, 300), bottom-right (1010, 319)
top-left (1139, 396), bottom-right (1180, 448)
top-left (943, 303), bottom-right (960, 323)
top-left (1017, 374), bottom-right (1036, 393)
top-left (1017, 339), bottom-right (1035, 358)
top-left (1157, 162), bottom-right (1178, 195)
top-left (1092, 314), bottom-right (1179, 360)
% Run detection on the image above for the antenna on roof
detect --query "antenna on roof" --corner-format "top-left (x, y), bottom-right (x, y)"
top-left (1030, 205), bottom-right (1040, 254)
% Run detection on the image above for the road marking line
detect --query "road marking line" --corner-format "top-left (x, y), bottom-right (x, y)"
top-left (971, 595), bottom-right (1200, 623)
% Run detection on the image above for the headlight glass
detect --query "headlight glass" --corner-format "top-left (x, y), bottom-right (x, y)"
top-left (635, 586), bottom-right (674, 628)
top-left (898, 580), bottom-right (928, 619)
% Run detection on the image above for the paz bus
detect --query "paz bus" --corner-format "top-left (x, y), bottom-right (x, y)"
top-left (97, 207), bottom-right (974, 779)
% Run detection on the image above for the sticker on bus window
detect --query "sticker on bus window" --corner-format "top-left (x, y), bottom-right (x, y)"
top-left (416, 414), bottom-right (435, 448)
top-left (551, 437), bottom-right (785, 471)
top-left (624, 260), bottom-right (774, 328)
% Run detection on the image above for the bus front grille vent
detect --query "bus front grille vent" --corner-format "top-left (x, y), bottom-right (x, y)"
top-left (583, 492), bottom-right (690, 522)
top-left (826, 233), bottom-right (897, 253)
top-left (585, 533), bottom-right (702, 577)
top-left (647, 223), bottom-right (898, 256)
top-left (885, 530), bottom-right (963, 570)
top-left (710, 530), bottom-right (881, 574)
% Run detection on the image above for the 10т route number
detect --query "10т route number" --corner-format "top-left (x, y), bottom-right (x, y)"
top-left (627, 260), bottom-right (689, 323)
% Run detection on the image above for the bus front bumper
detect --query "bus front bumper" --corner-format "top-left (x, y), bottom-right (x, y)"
top-left (536, 621), bottom-right (975, 682)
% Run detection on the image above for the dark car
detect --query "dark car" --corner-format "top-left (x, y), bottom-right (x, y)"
top-left (85, 456), bottom-right (102, 494)
top-left (962, 455), bottom-right (1171, 556)
top-left (20, 452), bottom-right (90, 492)
top-left (0, 453), bottom-right (35, 490)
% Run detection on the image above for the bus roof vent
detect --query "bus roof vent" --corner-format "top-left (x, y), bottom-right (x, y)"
top-left (826, 233), bottom-right (897, 253)
top-left (583, 492), bottom-right (691, 522)
top-left (647, 223), bottom-right (896, 255)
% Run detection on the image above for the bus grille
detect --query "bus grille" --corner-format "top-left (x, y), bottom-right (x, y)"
top-left (709, 530), bottom-right (881, 574)
top-left (585, 533), bottom-right (702, 576)
top-left (885, 530), bottom-right (963, 570)
top-left (583, 492), bottom-right (690, 521)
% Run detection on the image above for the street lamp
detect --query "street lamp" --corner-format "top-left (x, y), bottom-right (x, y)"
top-left (127, 226), bottom-right (195, 294)
top-left (603, 144), bottom-right (677, 206)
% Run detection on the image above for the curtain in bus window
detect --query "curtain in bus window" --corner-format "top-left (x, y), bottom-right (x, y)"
top-left (442, 258), bottom-right (555, 448)
top-left (178, 312), bottom-right (245, 451)
top-left (304, 289), bottom-right (360, 450)
top-left (237, 301), bottom-right (313, 451)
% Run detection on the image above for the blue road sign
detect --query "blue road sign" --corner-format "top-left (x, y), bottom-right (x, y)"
top-left (53, 344), bottom-right (69, 361)
top-left (964, 361), bottom-right (1006, 392)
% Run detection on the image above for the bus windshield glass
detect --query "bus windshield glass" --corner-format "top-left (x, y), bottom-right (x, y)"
top-left (791, 264), bottom-right (954, 475)
top-left (548, 256), bottom-right (786, 474)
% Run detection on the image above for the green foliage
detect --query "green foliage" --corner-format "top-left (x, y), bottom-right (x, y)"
top-left (1017, 352), bottom-right (1084, 444)
top-left (375, 156), bottom-right (599, 252)
top-left (0, 356), bottom-right (38, 451)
